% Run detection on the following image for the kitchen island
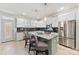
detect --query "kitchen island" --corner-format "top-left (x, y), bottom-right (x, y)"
top-left (29, 31), bottom-right (58, 55)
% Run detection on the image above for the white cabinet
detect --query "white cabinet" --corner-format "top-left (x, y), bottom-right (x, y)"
top-left (67, 12), bottom-right (75, 20)
top-left (63, 11), bottom-right (75, 21)
top-left (37, 22), bottom-right (45, 27)
top-left (16, 32), bottom-right (24, 40)
top-left (58, 15), bottom-right (63, 22)
top-left (58, 11), bottom-right (75, 22)
top-left (52, 17), bottom-right (58, 27)
top-left (17, 18), bottom-right (38, 28)
top-left (34, 20), bottom-right (46, 27)
top-left (76, 8), bottom-right (79, 20)
top-left (17, 17), bottom-right (46, 28)
top-left (41, 22), bottom-right (46, 27)
top-left (17, 18), bottom-right (32, 27)
top-left (25, 20), bottom-right (31, 27)
top-left (17, 18), bottom-right (26, 27)
top-left (46, 16), bottom-right (58, 27)
top-left (30, 20), bottom-right (36, 27)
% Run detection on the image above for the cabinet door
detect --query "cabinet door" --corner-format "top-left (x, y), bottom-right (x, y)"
top-left (76, 8), bottom-right (79, 21)
top-left (17, 32), bottom-right (24, 40)
top-left (68, 12), bottom-right (75, 20)
top-left (30, 20), bottom-right (36, 27)
top-left (17, 18), bottom-right (25, 27)
top-left (52, 17), bottom-right (58, 27)
top-left (36, 22), bottom-right (42, 27)
top-left (34, 20), bottom-right (45, 27)
top-left (58, 11), bottom-right (75, 22)
top-left (46, 16), bottom-right (58, 27)
top-left (58, 15), bottom-right (63, 22)
top-left (63, 11), bottom-right (75, 21)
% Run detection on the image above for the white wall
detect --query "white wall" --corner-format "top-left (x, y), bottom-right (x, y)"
top-left (46, 16), bottom-right (58, 27)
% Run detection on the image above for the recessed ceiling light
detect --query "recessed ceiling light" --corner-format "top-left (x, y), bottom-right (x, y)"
top-left (58, 7), bottom-right (64, 11)
top-left (60, 7), bottom-right (64, 10)
top-left (22, 12), bottom-right (26, 15)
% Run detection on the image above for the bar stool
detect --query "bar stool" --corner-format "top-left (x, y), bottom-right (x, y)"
top-left (23, 31), bottom-right (31, 48)
top-left (29, 34), bottom-right (48, 55)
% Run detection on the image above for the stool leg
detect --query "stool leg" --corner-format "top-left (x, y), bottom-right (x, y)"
top-left (36, 50), bottom-right (38, 55)
top-left (28, 44), bottom-right (31, 53)
top-left (25, 40), bottom-right (27, 48)
top-left (45, 50), bottom-right (48, 55)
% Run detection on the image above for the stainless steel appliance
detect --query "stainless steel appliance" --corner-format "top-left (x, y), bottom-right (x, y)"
top-left (76, 20), bottom-right (79, 50)
top-left (58, 20), bottom-right (76, 49)
top-left (58, 21), bottom-right (64, 45)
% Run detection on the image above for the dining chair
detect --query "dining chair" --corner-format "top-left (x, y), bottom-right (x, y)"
top-left (29, 34), bottom-right (48, 55)
top-left (28, 34), bottom-right (37, 53)
top-left (23, 31), bottom-right (31, 48)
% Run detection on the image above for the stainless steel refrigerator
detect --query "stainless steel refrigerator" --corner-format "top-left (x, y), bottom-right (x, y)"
top-left (59, 20), bottom-right (76, 49)
top-left (76, 20), bottom-right (79, 50)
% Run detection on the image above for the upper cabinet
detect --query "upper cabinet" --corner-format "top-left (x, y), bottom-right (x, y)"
top-left (17, 18), bottom-right (26, 27)
top-left (76, 8), bottom-right (79, 20)
top-left (17, 18), bottom-right (45, 27)
top-left (30, 20), bottom-right (36, 27)
top-left (34, 20), bottom-right (46, 27)
top-left (46, 16), bottom-right (58, 27)
top-left (25, 20), bottom-right (31, 28)
top-left (64, 11), bottom-right (75, 20)
top-left (17, 18), bottom-right (35, 27)
top-left (58, 11), bottom-right (75, 22)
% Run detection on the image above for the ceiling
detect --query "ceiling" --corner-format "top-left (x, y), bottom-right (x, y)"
top-left (0, 3), bottom-right (78, 19)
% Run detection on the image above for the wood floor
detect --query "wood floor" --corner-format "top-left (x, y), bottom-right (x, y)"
top-left (0, 40), bottom-right (79, 55)
top-left (57, 45), bottom-right (79, 55)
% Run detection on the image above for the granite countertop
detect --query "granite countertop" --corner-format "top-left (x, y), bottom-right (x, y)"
top-left (29, 31), bottom-right (58, 40)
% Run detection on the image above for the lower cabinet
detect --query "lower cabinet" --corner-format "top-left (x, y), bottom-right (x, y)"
top-left (16, 32), bottom-right (24, 40)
